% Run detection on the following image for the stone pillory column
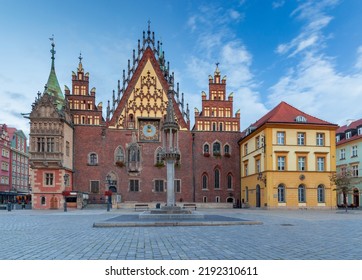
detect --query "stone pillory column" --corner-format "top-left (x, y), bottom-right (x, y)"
top-left (161, 81), bottom-right (180, 207)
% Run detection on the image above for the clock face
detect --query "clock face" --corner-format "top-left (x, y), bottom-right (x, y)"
top-left (139, 120), bottom-right (159, 141)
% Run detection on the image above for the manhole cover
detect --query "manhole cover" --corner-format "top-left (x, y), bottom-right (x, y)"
top-left (280, 223), bottom-right (294, 226)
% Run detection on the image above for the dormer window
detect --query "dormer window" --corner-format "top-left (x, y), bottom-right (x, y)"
top-left (336, 135), bottom-right (340, 142)
top-left (295, 116), bottom-right (307, 123)
top-left (358, 127), bottom-right (362, 135)
top-left (346, 131), bottom-right (352, 139)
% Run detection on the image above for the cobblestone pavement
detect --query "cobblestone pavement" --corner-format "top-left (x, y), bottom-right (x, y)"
top-left (1, 208), bottom-right (362, 260)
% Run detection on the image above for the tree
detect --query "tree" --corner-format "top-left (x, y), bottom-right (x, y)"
top-left (330, 169), bottom-right (354, 212)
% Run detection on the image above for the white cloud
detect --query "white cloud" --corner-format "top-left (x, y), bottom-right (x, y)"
top-left (355, 46), bottom-right (362, 69)
top-left (268, 52), bottom-right (362, 125)
top-left (229, 9), bottom-right (243, 22)
top-left (272, 1), bottom-right (285, 9)
top-left (270, 0), bottom-right (362, 126)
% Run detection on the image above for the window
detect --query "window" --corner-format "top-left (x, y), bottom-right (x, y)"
top-left (245, 187), bottom-right (249, 202)
top-left (45, 173), bottom-right (54, 186)
top-left (47, 137), bottom-right (54, 152)
top-left (256, 159), bottom-right (261, 173)
top-left (1, 162), bottom-right (9, 171)
top-left (339, 149), bottom-right (346, 160)
top-left (224, 144), bottom-right (230, 155)
top-left (352, 165), bottom-right (359, 177)
top-left (346, 131), bottom-right (352, 139)
top-left (202, 174), bottom-right (208, 189)
top-left (155, 148), bottom-right (163, 165)
top-left (227, 174), bottom-right (232, 189)
top-left (298, 156), bottom-right (306, 171)
top-left (37, 137), bottom-right (45, 152)
top-left (336, 135), bottom-right (340, 142)
top-left (277, 156), bottom-right (286, 171)
top-left (203, 143), bottom-right (209, 154)
top-left (256, 136), bottom-right (260, 149)
top-left (89, 153), bottom-right (98, 165)
top-left (317, 157), bottom-right (325, 171)
top-left (115, 146), bottom-right (125, 162)
top-left (352, 145), bottom-right (358, 157)
top-left (278, 184), bottom-right (285, 202)
top-left (297, 132), bottom-right (305, 145)
top-left (214, 168), bottom-right (220, 189)
top-left (90, 181), bottom-right (99, 193)
top-left (295, 116), bottom-right (307, 122)
top-left (64, 174), bottom-right (70, 187)
top-left (244, 143), bottom-right (248, 155)
top-left (298, 184), bottom-right (306, 203)
top-left (129, 179), bottom-right (139, 192)
top-left (277, 132), bottom-right (285, 145)
top-left (316, 133), bottom-right (324, 146)
top-left (154, 180), bottom-right (164, 192)
top-left (41, 197), bottom-right (46, 205)
top-left (174, 179), bottom-right (181, 193)
top-left (203, 196), bottom-right (208, 203)
top-left (215, 196), bottom-right (220, 203)
top-left (213, 142), bottom-right (221, 156)
top-left (244, 162), bottom-right (248, 176)
top-left (317, 185), bottom-right (325, 203)
top-left (358, 127), bottom-right (362, 135)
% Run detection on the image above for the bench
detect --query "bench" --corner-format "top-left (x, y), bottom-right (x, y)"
top-left (183, 203), bottom-right (197, 210)
top-left (0, 205), bottom-right (7, 210)
top-left (134, 204), bottom-right (149, 211)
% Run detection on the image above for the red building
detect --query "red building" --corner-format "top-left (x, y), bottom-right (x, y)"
top-left (29, 26), bottom-right (241, 209)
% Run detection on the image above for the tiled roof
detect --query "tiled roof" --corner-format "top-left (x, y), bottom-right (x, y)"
top-left (336, 118), bottom-right (362, 146)
top-left (251, 101), bottom-right (335, 129)
top-left (336, 118), bottom-right (362, 134)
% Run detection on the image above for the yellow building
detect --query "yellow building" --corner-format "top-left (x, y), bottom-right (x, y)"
top-left (239, 102), bottom-right (338, 209)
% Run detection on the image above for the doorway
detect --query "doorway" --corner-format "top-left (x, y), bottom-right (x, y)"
top-left (256, 184), bottom-right (261, 207)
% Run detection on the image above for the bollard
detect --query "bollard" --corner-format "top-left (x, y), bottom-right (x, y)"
top-left (7, 202), bottom-right (11, 212)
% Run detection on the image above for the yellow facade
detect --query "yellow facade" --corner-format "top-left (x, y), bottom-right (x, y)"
top-left (240, 123), bottom-right (337, 209)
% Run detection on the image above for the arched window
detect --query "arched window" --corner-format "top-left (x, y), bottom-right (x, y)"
top-left (115, 146), bottom-right (124, 163)
top-left (155, 147), bottom-right (164, 165)
top-left (317, 184), bottom-right (325, 203)
top-left (203, 196), bottom-right (207, 203)
top-left (298, 184), bottom-right (306, 203)
top-left (227, 173), bottom-right (232, 189)
top-left (224, 144), bottom-right (230, 155)
top-left (203, 143), bottom-right (210, 154)
top-left (213, 142), bottom-right (221, 156)
top-left (89, 153), bottom-right (98, 165)
top-left (278, 184), bottom-right (285, 202)
top-left (41, 196), bottom-right (46, 205)
top-left (214, 168), bottom-right (220, 189)
top-left (202, 174), bottom-right (208, 189)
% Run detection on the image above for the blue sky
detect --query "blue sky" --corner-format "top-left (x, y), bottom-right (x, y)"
top-left (1, 0), bottom-right (362, 137)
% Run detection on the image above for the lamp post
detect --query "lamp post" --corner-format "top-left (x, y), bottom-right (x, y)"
top-left (62, 190), bottom-right (70, 212)
top-left (105, 175), bottom-right (112, 212)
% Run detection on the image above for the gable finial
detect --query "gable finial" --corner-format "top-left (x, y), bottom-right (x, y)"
top-left (79, 52), bottom-right (83, 63)
top-left (49, 34), bottom-right (56, 63)
top-left (148, 19), bottom-right (151, 33)
top-left (215, 62), bottom-right (220, 75)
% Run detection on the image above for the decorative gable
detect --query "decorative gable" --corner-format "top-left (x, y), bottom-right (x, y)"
top-left (108, 47), bottom-right (188, 130)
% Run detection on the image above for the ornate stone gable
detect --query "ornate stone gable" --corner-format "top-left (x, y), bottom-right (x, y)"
top-left (108, 47), bottom-right (188, 130)
top-left (30, 92), bottom-right (61, 120)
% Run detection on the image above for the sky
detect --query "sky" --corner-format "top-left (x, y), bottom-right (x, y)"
top-left (1, 0), bottom-right (362, 138)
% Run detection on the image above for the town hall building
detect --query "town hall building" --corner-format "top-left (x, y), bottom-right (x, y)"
top-left (28, 26), bottom-right (241, 209)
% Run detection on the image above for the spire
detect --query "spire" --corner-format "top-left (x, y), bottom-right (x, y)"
top-left (45, 36), bottom-right (64, 110)
top-left (78, 52), bottom-right (84, 72)
top-left (215, 62), bottom-right (220, 75)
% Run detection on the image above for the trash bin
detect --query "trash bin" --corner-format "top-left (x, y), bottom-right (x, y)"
top-left (7, 202), bottom-right (11, 212)
top-left (156, 203), bottom-right (161, 209)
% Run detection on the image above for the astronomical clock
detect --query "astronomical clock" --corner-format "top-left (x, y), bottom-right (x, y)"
top-left (139, 119), bottom-right (160, 141)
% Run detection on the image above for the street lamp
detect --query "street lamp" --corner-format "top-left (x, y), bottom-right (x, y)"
top-left (105, 175), bottom-right (112, 212)
top-left (63, 174), bottom-right (70, 212)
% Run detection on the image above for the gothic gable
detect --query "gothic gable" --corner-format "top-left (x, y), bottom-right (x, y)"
top-left (30, 93), bottom-right (61, 119)
top-left (108, 47), bottom-right (187, 130)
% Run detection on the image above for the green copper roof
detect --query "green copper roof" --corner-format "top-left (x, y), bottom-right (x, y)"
top-left (45, 40), bottom-right (64, 110)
